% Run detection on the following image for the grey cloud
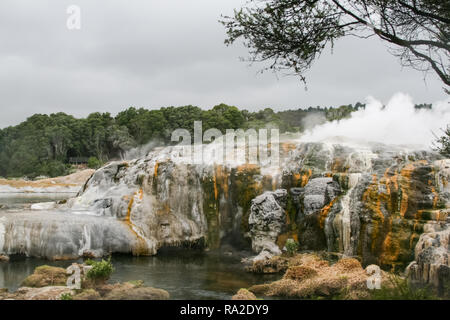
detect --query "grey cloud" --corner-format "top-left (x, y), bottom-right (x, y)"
top-left (0, 0), bottom-right (446, 128)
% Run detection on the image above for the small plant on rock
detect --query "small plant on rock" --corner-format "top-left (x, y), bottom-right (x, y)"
top-left (60, 293), bottom-right (73, 300)
top-left (285, 238), bottom-right (299, 256)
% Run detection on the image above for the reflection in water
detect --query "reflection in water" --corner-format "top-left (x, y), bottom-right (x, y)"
top-left (109, 251), bottom-right (280, 300)
top-left (0, 252), bottom-right (280, 300)
top-left (0, 256), bottom-right (81, 292)
top-left (0, 195), bottom-right (280, 300)
top-left (0, 193), bottom-right (75, 209)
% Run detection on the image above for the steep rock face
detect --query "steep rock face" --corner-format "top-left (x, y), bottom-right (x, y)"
top-left (0, 211), bottom-right (135, 260)
top-left (284, 144), bottom-right (444, 275)
top-left (407, 216), bottom-right (449, 296)
top-left (297, 177), bottom-right (341, 250)
top-left (0, 140), bottom-right (448, 287)
top-left (406, 160), bottom-right (450, 294)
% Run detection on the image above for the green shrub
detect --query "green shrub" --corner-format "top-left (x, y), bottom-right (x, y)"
top-left (285, 239), bottom-right (299, 256)
top-left (84, 259), bottom-right (95, 266)
top-left (86, 258), bottom-right (114, 283)
top-left (87, 157), bottom-right (102, 169)
top-left (60, 293), bottom-right (73, 300)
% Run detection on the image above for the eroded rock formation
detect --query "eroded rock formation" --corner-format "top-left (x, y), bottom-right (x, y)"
top-left (406, 210), bottom-right (449, 296)
top-left (248, 190), bottom-right (287, 258)
top-left (0, 141), bottom-right (448, 289)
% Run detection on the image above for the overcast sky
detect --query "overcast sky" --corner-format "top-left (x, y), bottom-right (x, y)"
top-left (0, 0), bottom-right (446, 128)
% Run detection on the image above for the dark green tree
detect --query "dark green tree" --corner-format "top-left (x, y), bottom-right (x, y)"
top-left (434, 125), bottom-right (450, 157)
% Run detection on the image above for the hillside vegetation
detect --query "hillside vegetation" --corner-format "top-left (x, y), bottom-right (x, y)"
top-left (0, 102), bottom-right (433, 179)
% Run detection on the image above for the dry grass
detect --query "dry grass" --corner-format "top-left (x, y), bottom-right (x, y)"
top-left (248, 254), bottom-right (387, 300)
top-left (284, 265), bottom-right (318, 281)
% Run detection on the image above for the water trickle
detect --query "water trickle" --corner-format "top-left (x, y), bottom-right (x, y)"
top-left (340, 173), bottom-right (362, 257)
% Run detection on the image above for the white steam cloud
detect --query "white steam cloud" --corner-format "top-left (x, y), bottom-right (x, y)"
top-left (301, 93), bottom-right (450, 149)
top-left (121, 141), bottom-right (160, 160)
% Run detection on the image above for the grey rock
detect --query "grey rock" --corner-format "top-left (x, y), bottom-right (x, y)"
top-left (407, 221), bottom-right (449, 296)
top-left (248, 190), bottom-right (287, 256)
top-left (303, 178), bottom-right (340, 216)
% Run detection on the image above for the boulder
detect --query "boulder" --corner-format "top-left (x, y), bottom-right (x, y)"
top-left (407, 220), bottom-right (449, 297)
top-left (303, 178), bottom-right (340, 216)
top-left (30, 202), bottom-right (57, 211)
top-left (297, 177), bottom-right (341, 250)
top-left (248, 190), bottom-right (287, 256)
top-left (102, 282), bottom-right (170, 300)
top-left (21, 265), bottom-right (68, 288)
top-left (11, 286), bottom-right (73, 300)
top-left (246, 255), bottom-right (288, 274)
top-left (232, 289), bottom-right (257, 300)
top-left (73, 289), bottom-right (102, 300)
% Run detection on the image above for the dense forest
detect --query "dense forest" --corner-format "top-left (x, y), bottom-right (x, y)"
top-left (0, 102), bottom-right (433, 179)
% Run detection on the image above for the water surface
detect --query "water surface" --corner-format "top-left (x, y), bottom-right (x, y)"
top-left (0, 195), bottom-right (280, 300)
top-left (0, 193), bottom-right (75, 209)
top-left (0, 253), bottom-right (280, 300)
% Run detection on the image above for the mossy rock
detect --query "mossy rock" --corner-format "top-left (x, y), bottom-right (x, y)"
top-left (248, 284), bottom-right (271, 296)
top-left (103, 282), bottom-right (170, 300)
top-left (333, 258), bottom-right (362, 271)
top-left (21, 265), bottom-right (68, 288)
top-left (284, 266), bottom-right (318, 281)
top-left (232, 289), bottom-right (257, 300)
top-left (73, 289), bottom-right (101, 300)
top-left (127, 280), bottom-right (144, 287)
top-left (247, 255), bottom-right (288, 274)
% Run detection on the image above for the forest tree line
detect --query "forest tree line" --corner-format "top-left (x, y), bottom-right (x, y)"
top-left (0, 102), bottom-right (433, 179)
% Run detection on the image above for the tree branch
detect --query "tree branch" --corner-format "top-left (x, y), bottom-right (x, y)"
top-left (398, 1), bottom-right (450, 24)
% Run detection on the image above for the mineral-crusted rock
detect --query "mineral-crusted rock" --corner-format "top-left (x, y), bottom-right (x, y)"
top-left (303, 178), bottom-right (340, 216)
top-left (30, 202), bottom-right (57, 211)
top-left (297, 177), bottom-right (340, 250)
top-left (6, 286), bottom-right (73, 300)
top-left (406, 215), bottom-right (449, 296)
top-left (248, 190), bottom-right (287, 256)
top-left (0, 211), bottom-right (136, 260)
top-left (0, 140), bottom-right (448, 282)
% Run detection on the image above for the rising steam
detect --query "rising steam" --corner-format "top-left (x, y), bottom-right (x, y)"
top-left (300, 93), bottom-right (450, 149)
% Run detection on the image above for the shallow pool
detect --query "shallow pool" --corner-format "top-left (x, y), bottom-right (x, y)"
top-left (0, 252), bottom-right (280, 300)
